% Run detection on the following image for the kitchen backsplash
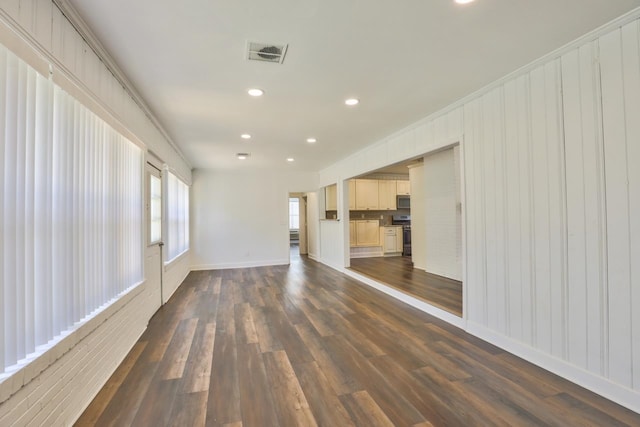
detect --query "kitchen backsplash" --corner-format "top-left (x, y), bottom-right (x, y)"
top-left (324, 208), bottom-right (409, 224)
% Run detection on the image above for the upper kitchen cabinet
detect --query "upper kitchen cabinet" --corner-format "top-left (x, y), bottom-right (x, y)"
top-left (355, 179), bottom-right (379, 210)
top-left (325, 184), bottom-right (337, 211)
top-left (396, 180), bottom-right (411, 195)
top-left (378, 180), bottom-right (397, 210)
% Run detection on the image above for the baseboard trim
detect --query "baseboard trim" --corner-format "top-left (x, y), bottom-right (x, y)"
top-left (191, 259), bottom-right (290, 270)
top-left (466, 321), bottom-right (640, 414)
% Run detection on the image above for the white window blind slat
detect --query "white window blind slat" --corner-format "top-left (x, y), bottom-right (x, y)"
top-left (0, 47), bottom-right (6, 372)
top-left (4, 50), bottom-right (19, 367)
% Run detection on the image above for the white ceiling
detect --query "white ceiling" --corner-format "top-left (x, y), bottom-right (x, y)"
top-left (67, 0), bottom-right (640, 172)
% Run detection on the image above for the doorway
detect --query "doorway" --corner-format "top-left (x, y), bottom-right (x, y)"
top-left (347, 145), bottom-right (463, 317)
top-left (288, 193), bottom-right (308, 259)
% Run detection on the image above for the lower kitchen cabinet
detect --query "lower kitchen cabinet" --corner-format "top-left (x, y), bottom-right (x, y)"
top-left (350, 220), bottom-right (380, 247)
top-left (356, 220), bottom-right (380, 246)
top-left (381, 226), bottom-right (403, 254)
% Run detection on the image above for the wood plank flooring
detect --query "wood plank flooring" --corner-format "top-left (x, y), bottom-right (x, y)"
top-left (350, 256), bottom-right (463, 316)
top-left (76, 253), bottom-right (639, 426)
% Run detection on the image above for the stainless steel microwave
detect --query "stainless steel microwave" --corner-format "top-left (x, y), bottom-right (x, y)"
top-left (397, 195), bottom-right (410, 209)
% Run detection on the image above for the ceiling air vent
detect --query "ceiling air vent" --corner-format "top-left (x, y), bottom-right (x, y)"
top-left (247, 42), bottom-right (288, 64)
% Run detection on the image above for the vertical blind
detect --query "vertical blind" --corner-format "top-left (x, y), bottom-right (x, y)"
top-left (0, 43), bottom-right (143, 374)
top-left (165, 171), bottom-right (189, 262)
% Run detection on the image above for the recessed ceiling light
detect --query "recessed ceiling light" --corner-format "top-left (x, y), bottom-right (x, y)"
top-left (237, 152), bottom-right (250, 160)
top-left (455, 0), bottom-right (475, 4)
top-left (345, 98), bottom-right (359, 106)
top-left (286, 157), bottom-right (295, 162)
top-left (306, 138), bottom-right (317, 143)
top-left (241, 134), bottom-right (251, 139)
top-left (248, 88), bottom-right (264, 97)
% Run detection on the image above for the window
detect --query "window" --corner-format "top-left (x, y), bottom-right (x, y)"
top-left (0, 43), bottom-right (143, 375)
top-left (165, 171), bottom-right (189, 262)
top-left (149, 172), bottom-right (162, 244)
top-left (289, 198), bottom-right (300, 229)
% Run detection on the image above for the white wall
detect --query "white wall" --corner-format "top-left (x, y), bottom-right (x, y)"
top-left (0, 1), bottom-right (192, 424)
top-left (190, 169), bottom-right (318, 269)
top-left (317, 11), bottom-right (640, 413)
top-left (423, 147), bottom-right (462, 280)
top-left (409, 164), bottom-right (426, 270)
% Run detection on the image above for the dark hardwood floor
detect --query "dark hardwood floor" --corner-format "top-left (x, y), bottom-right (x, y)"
top-left (76, 252), bottom-right (639, 426)
top-left (349, 256), bottom-right (463, 316)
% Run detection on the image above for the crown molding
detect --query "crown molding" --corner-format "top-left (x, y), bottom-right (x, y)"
top-left (52, 0), bottom-right (192, 169)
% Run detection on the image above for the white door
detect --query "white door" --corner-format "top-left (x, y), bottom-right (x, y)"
top-left (145, 163), bottom-right (163, 310)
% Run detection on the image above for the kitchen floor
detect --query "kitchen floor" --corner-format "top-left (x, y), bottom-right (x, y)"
top-left (349, 256), bottom-right (462, 316)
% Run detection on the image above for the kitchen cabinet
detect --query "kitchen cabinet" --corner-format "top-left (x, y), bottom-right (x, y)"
top-left (378, 180), bottom-right (397, 210)
top-left (396, 180), bottom-right (411, 195)
top-left (355, 179), bottom-right (379, 210)
top-left (355, 220), bottom-right (380, 246)
top-left (325, 184), bottom-right (337, 210)
top-left (348, 180), bottom-right (356, 210)
top-left (380, 226), bottom-right (403, 254)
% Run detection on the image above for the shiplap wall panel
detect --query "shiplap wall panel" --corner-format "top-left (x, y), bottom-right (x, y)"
top-left (503, 79), bottom-right (522, 342)
top-left (0, 0), bottom-right (19, 20)
top-left (530, 65), bottom-right (551, 353)
top-left (599, 28), bottom-right (633, 389)
top-left (482, 90), bottom-right (503, 333)
top-left (50, 5), bottom-right (63, 65)
top-left (494, 87), bottom-right (508, 336)
top-left (33, 0), bottom-right (51, 51)
top-left (17, 0), bottom-right (34, 34)
top-left (578, 41), bottom-right (607, 376)
top-left (620, 20), bottom-right (640, 391)
top-left (545, 61), bottom-right (566, 359)
top-left (561, 41), bottom-right (607, 373)
top-left (561, 48), bottom-right (590, 371)
top-left (518, 74), bottom-right (536, 347)
top-left (463, 98), bottom-right (487, 324)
